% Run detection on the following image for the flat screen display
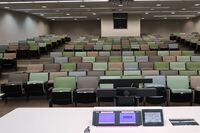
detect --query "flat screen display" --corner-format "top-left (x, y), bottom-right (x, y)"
top-left (144, 112), bottom-right (162, 123)
top-left (98, 112), bottom-right (115, 124)
top-left (119, 112), bottom-right (136, 124)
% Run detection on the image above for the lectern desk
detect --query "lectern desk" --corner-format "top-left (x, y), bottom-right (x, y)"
top-left (0, 107), bottom-right (200, 133)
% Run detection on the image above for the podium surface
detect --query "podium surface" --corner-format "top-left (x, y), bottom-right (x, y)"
top-left (0, 107), bottom-right (200, 133)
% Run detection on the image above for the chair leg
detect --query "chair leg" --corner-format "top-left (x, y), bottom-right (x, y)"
top-left (97, 98), bottom-right (100, 106)
top-left (4, 97), bottom-right (7, 103)
top-left (26, 94), bottom-right (29, 101)
top-left (49, 101), bottom-right (53, 107)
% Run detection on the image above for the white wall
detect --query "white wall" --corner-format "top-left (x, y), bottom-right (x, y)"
top-left (50, 20), bottom-right (101, 41)
top-left (0, 9), bottom-right (50, 45)
top-left (181, 16), bottom-right (200, 33)
top-left (101, 14), bottom-right (141, 37)
top-left (141, 20), bottom-right (182, 36)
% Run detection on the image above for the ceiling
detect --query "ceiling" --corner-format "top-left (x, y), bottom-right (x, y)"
top-left (0, 0), bottom-right (200, 21)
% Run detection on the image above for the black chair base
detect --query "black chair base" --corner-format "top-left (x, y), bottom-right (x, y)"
top-left (146, 96), bottom-right (167, 105)
top-left (74, 93), bottom-right (96, 106)
top-left (2, 84), bottom-right (23, 102)
top-left (25, 84), bottom-right (46, 100)
top-left (49, 92), bottom-right (72, 107)
top-left (170, 93), bottom-right (193, 104)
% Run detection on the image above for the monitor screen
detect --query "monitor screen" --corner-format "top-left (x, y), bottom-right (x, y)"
top-left (144, 112), bottom-right (162, 123)
top-left (119, 111), bottom-right (136, 124)
top-left (98, 112), bottom-right (115, 124)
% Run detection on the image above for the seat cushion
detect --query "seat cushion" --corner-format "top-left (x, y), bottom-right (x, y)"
top-left (8, 82), bottom-right (22, 85)
top-left (27, 81), bottom-right (45, 84)
top-left (52, 88), bottom-right (72, 92)
top-left (171, 89), bottom-right (192, 94)
top-left (76, 88), bottom-right (96, 93)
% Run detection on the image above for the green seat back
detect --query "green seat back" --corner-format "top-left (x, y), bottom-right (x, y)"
top-left (170, 62), bottom-right (186, 70)
top-left (177, 56), bottom-right (190, 62)
top-left (122, 56), bottom-right (135, 62)
top-left (182, 51), bottom-right (194, 56)
top-left (122, 44), bottom-right (130, 50)
top-left (29, 72), bottom-right (48, 82)
top-left (186, 62), bottom-right (200, 70)
top-left (63, 52), bottom-right (75, 57)
top-left (99, 84), bottom-right (114, 89)
top-left (109, 56), bottom-right (122, 62)
top-left (179, 70), bottom-right (198, 76)
top-left (75, 52), bottom-right (86, 57)
top-left (82, 57), bottom-right (95, 62)
top-left (158, 51), bottom-right (169, 56)
top-left (28, 41), bottom-right (39, 50)
top-left (154, 62), bottom-right (169, 70)
top-left (134, 51), bottom-right (145, 56)
top-left (61, 63), bottom-right (76, 71)
top-left (93, 62), bottom-right (107, 70)
top-left (54, 77), bottom-right (76, 92)
top-left (124, 70), bottom-right (141, 76)
top-left (167, 76), bottom-right (190, 93)
top-left (149, 42), bottom-right (158, 49)
top-left (106, 70), bottom-right (123, 76)
top-left (103, 45), bottom-right (112, 50)
top-left (0, 53), bottom-right (3, 59)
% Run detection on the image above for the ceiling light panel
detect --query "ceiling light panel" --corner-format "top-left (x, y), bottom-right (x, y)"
top-left (0, 0), bottom-right (109, 4)
top-left (1, 0), bottom-right (200, 20)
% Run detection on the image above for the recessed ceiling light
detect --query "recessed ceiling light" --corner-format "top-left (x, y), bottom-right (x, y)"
top-left (118, 4), bottom-right (123, 7)
top-left (195, 4), bottom-right (200, 6)
top-left (66, 13), bottom-right (70, 15)
top-left (80, 5), bottom-right (85, 8)
top-left (4, 6), bottom-right (10, 9)
top-left (156, 4), bottom-right (161, 7)
top-left (171, 12), bottom-right (175, 14)
top-left (150, 8), bottom-right (154, 11)
top-left (145, 12), bottom-right (149, 14)
top-left (92, 12), bottom-right (96, 15)
top-left (141, 18), bottom-right (144, 20)
top-left (182, 8), bottom-right (186, 10)
top-left (74, 18), bottom-right (78, 20)
top-left (41, 5), bottom-right (47, 8)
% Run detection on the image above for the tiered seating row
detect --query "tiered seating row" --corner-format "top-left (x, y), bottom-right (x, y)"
top-left (170, 32), bottom-right (200, 51)
top-left (0, 35), bottom-right (70, 71)
top-left (26, 63), bottom-right (200, 76)
top-left (0, 34), bottom-right (70, 59)
top-left (65, 41), bottom-right (178, 51)
top-left (2, 72), bottom-right (200, 105)
top-left (64, 35), bottom-right (178, 51)
top-left (51, 50), bottom-right (195, 57)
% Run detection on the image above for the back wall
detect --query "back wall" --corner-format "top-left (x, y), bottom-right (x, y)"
top-left (50, 20), bottom-right (101, 40)
top-left (141, 20), bottom-right (182, 36)
top-left (0, 9), bottom-right (50, 45)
